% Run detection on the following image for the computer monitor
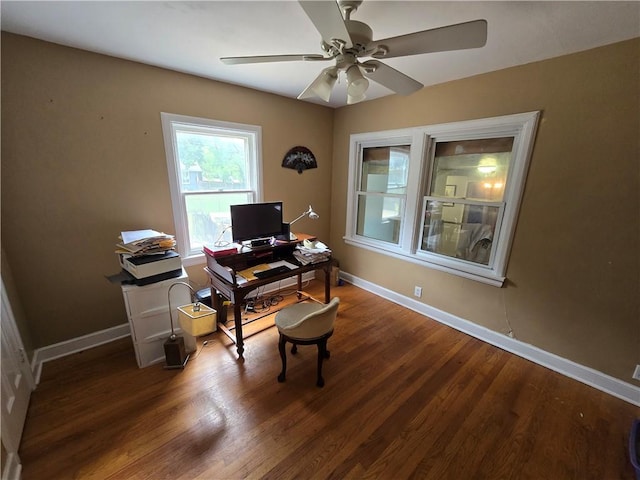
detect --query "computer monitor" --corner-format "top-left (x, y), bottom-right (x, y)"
top-left (230, 201), bottom-right (284, 244)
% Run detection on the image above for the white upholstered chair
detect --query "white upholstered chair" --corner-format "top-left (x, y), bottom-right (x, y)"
top-left (274, 297), bottom-right (340, 387)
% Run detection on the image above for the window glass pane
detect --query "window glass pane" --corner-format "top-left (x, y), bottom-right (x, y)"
top-left (356, 194), bottom-right (402, 244)
top-left (421, 200), bottom-right (499, 265)
top-left (176, 130), bottom-right (249, 192)
top-left (360, 146), bottom-right (409, 194)
top-left (430, 138), bottom-right (513, 202)
top-left (185, 192), bottom-right (251, 251)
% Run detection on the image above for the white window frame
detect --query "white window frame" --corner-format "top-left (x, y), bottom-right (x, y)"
top-left (161, 112), bottom-right (263, 266)
top-left (346, 129), bottom-right (428, 255)
top-left (344, 111), bottom-right (539, 286)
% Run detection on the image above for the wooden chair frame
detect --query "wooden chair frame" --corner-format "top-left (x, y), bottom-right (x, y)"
top-left (277, 330), bottom-right (334, 387)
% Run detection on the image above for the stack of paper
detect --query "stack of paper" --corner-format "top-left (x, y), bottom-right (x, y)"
top-left (203, 244), bottom-right (239, 258)
top-left (293, 241), bottom-right (331, 265)
top-left (116, 229), bottom-right (176, 256)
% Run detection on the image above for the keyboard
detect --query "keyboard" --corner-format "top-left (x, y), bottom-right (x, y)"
top-left (253, 265), bottom-right (292, 279)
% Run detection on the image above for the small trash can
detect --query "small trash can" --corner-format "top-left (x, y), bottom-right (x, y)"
top-left (196, 288), bottom-right (212, 307)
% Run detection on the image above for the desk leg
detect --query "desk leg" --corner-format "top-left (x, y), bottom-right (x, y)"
top-left (233, 301), bottom-right (244, 358)
top-left (324, 264), bottom-right (331, 303)
top-left (210, 287), bottom-right (222, 321)
top-left (297, 274), bottom-right (303, 299)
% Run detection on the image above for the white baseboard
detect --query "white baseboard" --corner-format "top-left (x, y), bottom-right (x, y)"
top-left (31, 324), bottom-right (131, 384)
top-left (340, 271), bottom-right (640, 407)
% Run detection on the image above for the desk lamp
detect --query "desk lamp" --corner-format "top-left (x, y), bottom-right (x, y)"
top-left (165, 281), bottom-right (216, 369)
top-left (287, 205), bottom-right (319, 241)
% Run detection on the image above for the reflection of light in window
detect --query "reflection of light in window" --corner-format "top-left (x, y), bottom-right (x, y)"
top-left (478, 157), bottom-right (497, 174)
top-left (389, 147), bottom-right (410, 189)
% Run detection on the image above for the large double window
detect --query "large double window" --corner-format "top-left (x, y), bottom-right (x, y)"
top-left (345, 112), bottom-right (539, 286)
top-left (161, 113), bottom-right (262, 264)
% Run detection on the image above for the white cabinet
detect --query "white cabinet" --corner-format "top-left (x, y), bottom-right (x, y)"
top-left (121, 269), bottom-right (196, 368)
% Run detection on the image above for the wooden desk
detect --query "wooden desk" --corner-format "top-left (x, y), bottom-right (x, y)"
top-left (204, 237), bottom-right (331, 358)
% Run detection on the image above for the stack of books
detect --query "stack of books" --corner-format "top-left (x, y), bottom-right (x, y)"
top-left (293, 241), bottom-right (331, 265)
top-left (116, 229), bottom-right (176, 256)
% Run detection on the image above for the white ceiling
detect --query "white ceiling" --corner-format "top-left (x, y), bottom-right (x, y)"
top-left (2, 1), bottom-right (639, 108)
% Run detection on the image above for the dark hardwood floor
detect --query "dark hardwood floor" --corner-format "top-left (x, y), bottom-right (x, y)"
top-left (19, 280), bottom-right (639, 479)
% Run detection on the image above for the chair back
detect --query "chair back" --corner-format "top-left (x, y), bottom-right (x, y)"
top-left (281, 297), bottom-right (340, 339)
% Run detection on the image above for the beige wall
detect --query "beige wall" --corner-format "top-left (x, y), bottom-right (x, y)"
top-left (330, 38), bottom-right (640, 384)
top-left (1, 33), bottom-right (333, 348)
top-left (2, 32), bottom-right (638, 384)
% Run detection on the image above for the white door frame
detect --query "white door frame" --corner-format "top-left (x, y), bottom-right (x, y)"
top-left (1, 277), bottom-right (35, 479)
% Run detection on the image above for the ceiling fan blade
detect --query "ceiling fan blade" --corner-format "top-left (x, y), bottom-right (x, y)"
top-left (298, 0), bottom-right (353, 48)
top-left (221, 54), bottom-right (328, 65)
top-left (361, 60), bottom-right (423, 96)
top-left (370, 19), bottom-right (488, 59)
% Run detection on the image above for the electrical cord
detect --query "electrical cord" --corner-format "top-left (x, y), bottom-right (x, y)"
top-left (213, 225), bottom-right (232, 247)
top-left (188, 336), bottom-right (215, 360)
top-left (240, 279), bottom-right (311, 314)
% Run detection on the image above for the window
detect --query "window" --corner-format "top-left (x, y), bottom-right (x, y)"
top-left (161, 113), bottom-right (262, 264)
top-left (345, 112), bottom-right (539, 286)
top-left (356, 144), bottom-right (410, 244)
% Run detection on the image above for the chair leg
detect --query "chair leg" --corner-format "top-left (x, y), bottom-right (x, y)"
top-left (316, 339), bottom-right (328, 388)
top-left (277, 334), bottom-right (287, 383)
top-left (291, 344), bottom-right (298, 355)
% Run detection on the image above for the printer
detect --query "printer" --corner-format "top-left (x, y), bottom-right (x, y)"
top-left (119, 250), bottom-right (182, 285)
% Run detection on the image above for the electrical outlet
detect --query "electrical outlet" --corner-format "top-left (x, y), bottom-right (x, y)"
top-left (633, 365), bottom-right (640, 381)
top-left (414, 286), bottom-right (422, 298)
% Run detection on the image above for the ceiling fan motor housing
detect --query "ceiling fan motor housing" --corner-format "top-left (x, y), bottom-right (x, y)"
top-left (344, 20), bottom-right (373, 55)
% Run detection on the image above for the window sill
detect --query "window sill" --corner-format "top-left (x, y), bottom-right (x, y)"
top-left (181, 253), bottom-right (206, 268)
top-left (343, 237), bottom-right (506, 287)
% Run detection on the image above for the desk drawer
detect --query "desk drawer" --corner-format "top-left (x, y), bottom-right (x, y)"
top-left (123, 283), bottom-right (190, 318)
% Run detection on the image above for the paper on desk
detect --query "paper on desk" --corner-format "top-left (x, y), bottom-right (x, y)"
top-left (268, 260), bottom-right (299, 270)
top-left (120, 229), bottom-right (169, 244)
top-left (237, 263), bottom-right (270, 281)
top-left (300, 240), bottom-right (329, 253)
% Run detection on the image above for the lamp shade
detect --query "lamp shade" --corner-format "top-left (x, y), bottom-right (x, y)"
top-left (178, 303), bottom-right (217, 337)
top-left (346, 65), bottom-right (369, 97)
top-left (290, 205), bottom-right (319, 225)
top-left (288, 205), bottom-right (319, 241)
top-left (347, 92), bottom-right (367, 104)
top-left (298, 67), bottom-right (338, 102)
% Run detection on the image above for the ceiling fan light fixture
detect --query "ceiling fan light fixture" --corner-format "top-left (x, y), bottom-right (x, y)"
top-left (346, 65), bottom-right (369, 97)
top-left (347, 92), bottom-right (366, 104)
top-left (298, 68), bottom-right (338, 102)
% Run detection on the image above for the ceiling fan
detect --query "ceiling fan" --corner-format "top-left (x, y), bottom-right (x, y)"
top-left (221, 0), bottom-right (487, 104)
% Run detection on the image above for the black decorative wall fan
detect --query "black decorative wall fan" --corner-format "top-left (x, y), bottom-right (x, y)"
top-left (282, 146), bottom-right (317, 174)
top-left (221, 0), bottom-right (487, 104)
